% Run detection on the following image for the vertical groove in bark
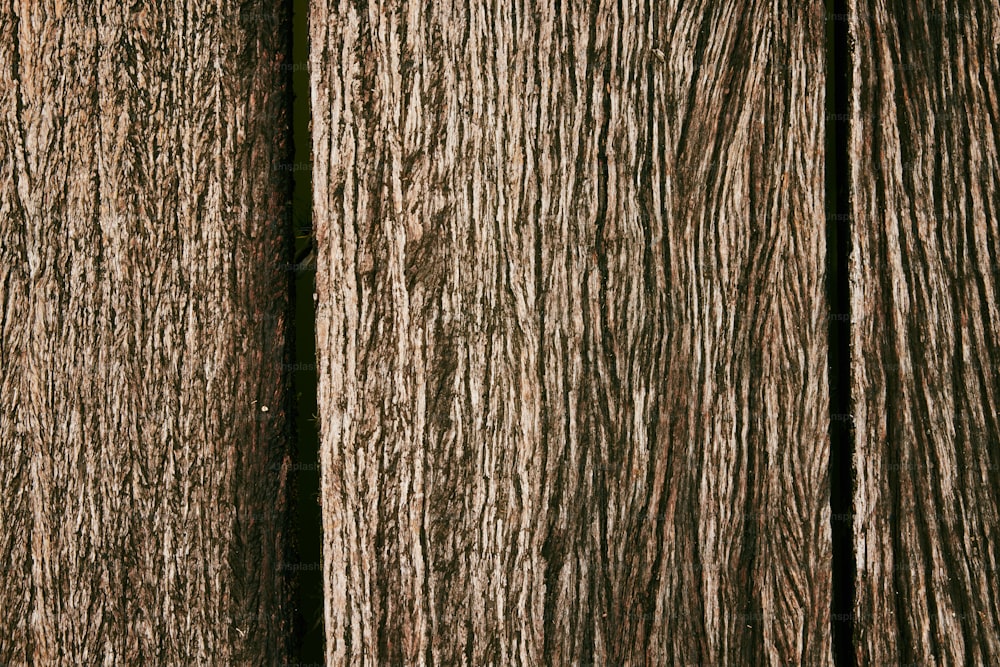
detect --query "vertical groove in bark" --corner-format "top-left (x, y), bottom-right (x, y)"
top-left (850, 0), bottom-right (1000, 663)
top-left (0, 3), bottom-right (30, 660)
top-left (0, 1), bottom-right (292, 663)
top-left (314, 0), bottom-right (831, 664)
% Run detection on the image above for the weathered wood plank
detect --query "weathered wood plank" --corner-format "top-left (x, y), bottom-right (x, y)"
top-left (314, 0), bottom-right (831, 664)
top-left (849, 0), bottom-right (1000, 662)
top-left (0, 2), bottom-right (293, 663)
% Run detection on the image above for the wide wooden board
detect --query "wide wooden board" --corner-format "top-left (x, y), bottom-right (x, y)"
top-left (849, 0), bottom-right (1000, 662)
top-left (313, 0), bottom-right (831, 663)
top-left (0, 2), bottom-right (293, 663)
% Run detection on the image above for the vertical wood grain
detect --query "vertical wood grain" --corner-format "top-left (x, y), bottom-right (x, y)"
top-left (849, 0), bottom-right (1000, 662)
top-left (0, 1), bottom-right (293, 663)
top-left (313, 0), bottom-right (831, 663)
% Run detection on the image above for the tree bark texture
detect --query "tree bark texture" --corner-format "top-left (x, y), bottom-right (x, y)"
top-left (0, 2), bottom-right (292, 664)
top-left (313, 1), bottom-right (831, 664)
top-left (849, 1), bottom-right (1000, 663)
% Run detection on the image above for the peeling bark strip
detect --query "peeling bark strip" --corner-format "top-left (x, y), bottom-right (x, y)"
top-left (314, 0), bottom-right (831, 664)
top-left (0, 2), bottom-right (291, 664)
top-left (849, 0), bottom-right (1000, 663)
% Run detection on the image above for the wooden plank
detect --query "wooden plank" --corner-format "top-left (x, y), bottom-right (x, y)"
top-left (312, 0), bottom-right (831, 663)
top-left (849, 0), bottom-right (1000, 662)
top-left (0, 2), bottom-right (293, 663)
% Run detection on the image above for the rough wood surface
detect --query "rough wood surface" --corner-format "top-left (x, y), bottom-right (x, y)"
top-left (0, 2), bottom-right (293, 663)
top-left (849, 1), bottom-right (1000, 663)
top-left (313, 0), bottom-right (831, 663)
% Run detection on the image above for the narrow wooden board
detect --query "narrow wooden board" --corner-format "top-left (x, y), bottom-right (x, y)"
top-left (0, 2), bottom-right (293, 663)
top-left (313, 0), bottom-right (831, 663)
top-left (849, 0), bottom-right (1000, 662)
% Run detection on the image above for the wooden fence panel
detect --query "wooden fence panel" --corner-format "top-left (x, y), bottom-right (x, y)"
top-left (0, 2), bottom-right (292, 663)
top-left (849, 0), bottom-right (1000, 663)
top-left (312, 0), bottom-right (831, 663)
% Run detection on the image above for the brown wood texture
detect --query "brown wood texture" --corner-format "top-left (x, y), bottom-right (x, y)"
top-left (0, 2), bottom-right (293, 663)
top-left (849, 0), bottom-right (1000, 663)
top-left (312, 0), bottom-right (831, 663)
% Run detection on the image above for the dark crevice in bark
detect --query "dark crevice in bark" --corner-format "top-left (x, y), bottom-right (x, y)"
top-left (287, 0), bottom-right (323, 660)
top-left (827, 0), bottom-right (856, 665)
top-left (592, 4), bottom-right (616, 661)
top-left (539, 218), bottom-right (559, 667)
top-left (9, 0), bottom-right (28, 187)
top-left (947, 123), bottom-right (977, 663)
top-left (7, 3), bottom-right (32, 663)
